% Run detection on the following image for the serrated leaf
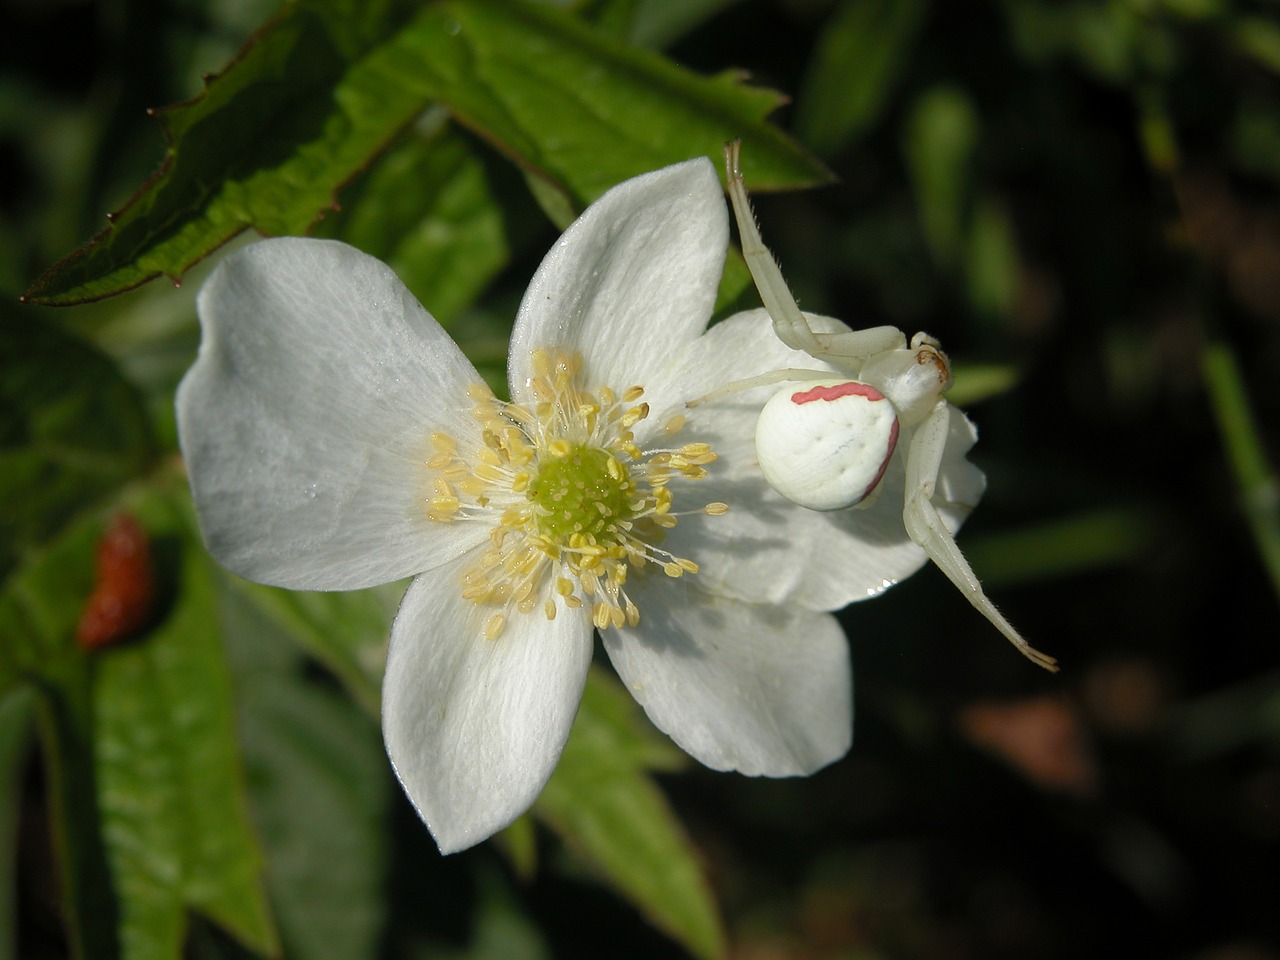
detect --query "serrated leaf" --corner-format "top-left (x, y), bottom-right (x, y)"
top-left (91, 493), bottom-right (278, 960)
top-left (24, 0), bottom-right (828, 306)
top-left (382, 0), bottom-right (826, 202)
top-left (22, 0), bottom-right (416, 306)
top-left (535, 668), bottom-right (724, 960)
top-left (0, 319), bottom-right (156, 585)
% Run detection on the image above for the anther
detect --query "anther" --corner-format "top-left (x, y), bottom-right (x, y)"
top-left (621, 403), bottom-right (650, 428)
top-left (432, 495), bottom-right (461, 515)
top-left (593, 603), bottom-right (612, 629)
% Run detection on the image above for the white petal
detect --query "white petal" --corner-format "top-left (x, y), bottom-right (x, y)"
top-left (603, 578), bottom-right (852, 776)
top-left (936, 405), bottom-right (986, 509)
top-left (507, 158), bottom-right (727, 401)
top-left (178, 238), bottom-right (489, 590)
top-left (647, 309), bottom-right (982, 611)
top-left (382, 561), bottom-right (594, 854)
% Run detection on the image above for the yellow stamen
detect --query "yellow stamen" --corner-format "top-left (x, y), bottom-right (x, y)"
top-left (422, 349), bottom-right (722, 641)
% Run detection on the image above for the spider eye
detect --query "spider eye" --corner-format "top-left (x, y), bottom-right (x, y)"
top-left (755, 378), bottom-right (900, 512)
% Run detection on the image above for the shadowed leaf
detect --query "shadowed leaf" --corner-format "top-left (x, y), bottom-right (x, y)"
top-left (24, 0), bottom-right (827, 307)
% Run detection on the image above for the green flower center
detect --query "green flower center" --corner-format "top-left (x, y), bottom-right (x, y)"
top-left (528, 443), bottom-right (635, 544)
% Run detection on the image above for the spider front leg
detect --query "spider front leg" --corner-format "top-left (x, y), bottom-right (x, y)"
top-left (687, 367), bottom-right (852, 408)
top-left (902, 400), bottom-right (1059, 672)
top-left (725, 139), bottom-right (907, 369)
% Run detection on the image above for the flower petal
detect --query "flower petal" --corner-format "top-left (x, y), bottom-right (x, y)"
top-left (178, 238), bottom-right (489, 590)
top-left (644, 309), bottom-right (984, 612)
top-left (936, 404), bottom-right (986, 508)
top-left (382, 562), bottom-right (594, 854)
top-left (507, 158), bottom-right (727, 400)
top-left (603, 578), bottom-right (852, 777)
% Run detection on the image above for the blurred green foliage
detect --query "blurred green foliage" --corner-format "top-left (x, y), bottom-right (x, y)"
top-left (3, 0), bottom-right (1279, 958)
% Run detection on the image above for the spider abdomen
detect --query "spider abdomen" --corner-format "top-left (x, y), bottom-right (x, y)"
top-left (755, 378), bottom-right (900, 512)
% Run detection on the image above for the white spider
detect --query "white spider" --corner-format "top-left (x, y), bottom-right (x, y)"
top-left (698, 141), bottom-right (1057, 672)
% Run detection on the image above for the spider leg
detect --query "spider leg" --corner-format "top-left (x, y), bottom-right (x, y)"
top-left (902, 400), bottom-right (1059, 671)
top-left (726, 140), bottom-right (822, 355)
top-left (809, 325), bottom-right (910, 367)
top-left (686, 367), bottom-right (837, 408)
top-left (725, 141), bottom-right (908, 367)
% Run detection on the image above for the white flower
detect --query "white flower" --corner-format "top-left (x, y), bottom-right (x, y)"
top-left (177, 158), bottom-right (983, 853)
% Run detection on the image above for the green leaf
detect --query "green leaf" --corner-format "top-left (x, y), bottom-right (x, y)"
top-left (385, 0), bottom-right (826, 201)
top-left (219, 580), bottom-right (390, 960)
top-left (962, 507), bottom-right (1160, 587)
top-left (1001, 0), bottom-right (1159, 84)
top-left (493, 815), bottom-right (539, 881)
top-left (603, 0), bottom-right (742, 50)
top-left (24, 0), bottom-right (828, 307)
top-left (21, 0), bottom-right (414, 307)
top-left (91, 494), bottom-right (279, 960)
top-left (903, 84), bottom-right (978, 267)
top-left (1230, 95), bottom-right (1280, 184)
top-left (0, 509), bottom-right (126, 959)
top-left (0, 688), bottom-right (36, 960)
top-left (1203, 340), bottom-right (1280, 602)
top-left (226, 579), bottom-right (400, 717)
top-left (229, 578), bottom-right (724, 957)
top-left (644, 0), bottom-right (743, 49)
top-left (946, 362), bottom-right (1020, 407)
top-left (796, 0), bottom-right (928, 157)
top-left (317, 121), bottom-right (509, 327)
top-left (535, 668), bottom-right (724, 960)
top-left (229, 586), bottom-right (724, 955)
top-left (713, 246), bottom-right (754, 317)
top-left (964, 198), bottom-right (1021, 319)
top-left (438, 865), bottom-right (551, 960)
top-left (0, 320), bottom-right (155, 585)
top-left (1233, 15), bottom-right (1280, 73)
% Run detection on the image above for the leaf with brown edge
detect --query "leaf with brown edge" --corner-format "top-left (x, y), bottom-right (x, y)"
top-left (23, 0), bottom-right (828, 308)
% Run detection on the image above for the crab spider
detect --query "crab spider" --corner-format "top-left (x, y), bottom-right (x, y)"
top-left (702, 140), bottom-right (1058, 672)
